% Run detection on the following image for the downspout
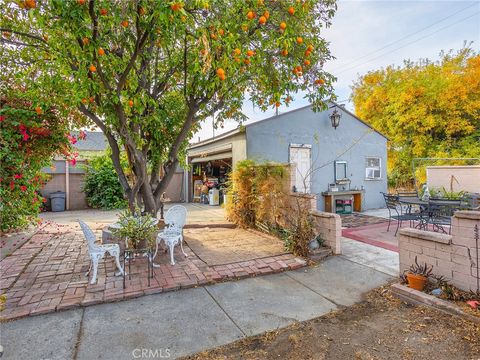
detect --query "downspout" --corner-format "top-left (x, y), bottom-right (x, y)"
top-left (65, 160), bottom-right (70, 210)
top-left (184, 154), bottom-right (189, 203)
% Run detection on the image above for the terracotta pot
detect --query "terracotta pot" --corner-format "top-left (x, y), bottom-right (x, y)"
top-left (406, 273), bottom-right (427, 291)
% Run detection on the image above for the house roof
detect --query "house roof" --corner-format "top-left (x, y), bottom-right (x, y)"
top-left (188, 102), bottom-right (388, 149)
top-left (72, 131), bottom-right (107, 151)
top-left (189, 127), bottom-right (243, 149)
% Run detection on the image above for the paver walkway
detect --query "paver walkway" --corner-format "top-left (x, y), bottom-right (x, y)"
top-left (0, 222), bottom-right (305, 321)
top-left (0, 256), bottom-right (393, 360)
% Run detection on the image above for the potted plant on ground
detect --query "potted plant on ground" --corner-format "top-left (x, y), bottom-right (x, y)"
top-left (112, 209), bottom-right (157, 251)
top-left (404, 256), bottom-right (433, 291)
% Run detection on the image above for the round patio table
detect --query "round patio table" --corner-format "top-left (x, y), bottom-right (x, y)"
top-left (398, 197), bottom-right (461, 232)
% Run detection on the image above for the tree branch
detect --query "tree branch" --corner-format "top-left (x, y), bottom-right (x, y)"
top-left (78, 104), bottom-right (131, 193)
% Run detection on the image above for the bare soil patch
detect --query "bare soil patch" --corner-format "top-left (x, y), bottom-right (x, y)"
top-left (184, 287), bottom-right (480, 360)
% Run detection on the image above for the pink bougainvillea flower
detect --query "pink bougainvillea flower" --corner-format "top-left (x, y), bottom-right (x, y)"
top-left (19, 124), bottom-right (27, 132)
top-left (0, 115), bottom-right (5, 122)
top-left (78, 130), bottom-right (87, 140)
top-left (23, 132), bottom-right (30, 141)
top-left (14, 174), bottom-right (23, 179)
top-left (20, 185), bottom-right (27, 192)
top-left (9, 181), bottom-right (15, 190)
top-left (42, 198), bottom-right (47, 203)
top-left (32, 197), bottom-right (38, 204)
top-left (67, 134), bottom-right (77, 144)
top-left (70, 158), bottom-right (77, 166)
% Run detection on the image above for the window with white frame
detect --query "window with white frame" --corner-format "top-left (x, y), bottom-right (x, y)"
top-left (365, 157), bottom-right (381, 180)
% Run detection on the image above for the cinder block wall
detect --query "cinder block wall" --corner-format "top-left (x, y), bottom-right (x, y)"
top-left (398, 211), bottom-right (480, 292)
top-left (283, 193), bottom-right (342, 255)
top-left (310, 210), bottom-right (342, 254)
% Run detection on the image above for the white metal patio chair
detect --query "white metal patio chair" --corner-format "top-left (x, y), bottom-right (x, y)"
top-left (78, 220), bottom-right (124, 284)
top-left (153, 205), bottom-right (188, 265)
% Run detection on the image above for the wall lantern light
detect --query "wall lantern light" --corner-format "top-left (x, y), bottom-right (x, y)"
top-left (329, 107), bottom-right (341, 130)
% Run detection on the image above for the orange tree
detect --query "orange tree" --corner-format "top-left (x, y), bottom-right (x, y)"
top-left (351, 47), bottom-right (480, 187)
top-left (1, 0), bottom-right (337, 214)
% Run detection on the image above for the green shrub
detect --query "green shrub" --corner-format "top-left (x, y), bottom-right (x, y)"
top-left (83, 155), bottom-right (127, 209)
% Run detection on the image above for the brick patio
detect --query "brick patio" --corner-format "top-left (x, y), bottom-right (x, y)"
top-left (0, 223), bottom-right (306, 321)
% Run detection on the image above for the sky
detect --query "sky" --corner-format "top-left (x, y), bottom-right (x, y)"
top-left (193, 0), bottom-right (480, 142)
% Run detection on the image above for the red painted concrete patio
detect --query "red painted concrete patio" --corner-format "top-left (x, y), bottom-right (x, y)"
top-left (342, 218), bottom-right (450, 253)
top-left (0, 222), bottom-right (305, 321)
top-left (342, 221), bottom-right (399, 252)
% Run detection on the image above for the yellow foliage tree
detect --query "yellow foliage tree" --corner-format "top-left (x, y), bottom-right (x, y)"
top-left (351, 47), bottom-right (480, 187)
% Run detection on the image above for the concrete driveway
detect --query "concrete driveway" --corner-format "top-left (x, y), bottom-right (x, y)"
top-left (38, 203), bottom-right (227, 227)
top-left (0, 256), bottom-right (393, 360)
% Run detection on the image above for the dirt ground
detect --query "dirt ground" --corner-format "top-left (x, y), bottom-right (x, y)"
top-left (183, 287), bottom-right (480, 360)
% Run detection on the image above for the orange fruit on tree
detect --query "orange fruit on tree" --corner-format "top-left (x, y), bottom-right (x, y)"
top-left (304, 50), bottom-right (311, 57)
top-left (81, 98), bottom-right (88, 104)
top-left (281, 49), bottom-right (288, 56)
top-left (233, 48), bottom-right (241, 56)
top-left (3, 32), bottom-right (11, 38)
top-left (89, 97), bottom-right (95, 103)
top-left (128, 100), bottom-right (134, 107)
top-left (304, 59), bottom-right (310, 66)
top-left (296, 37), bottom-right (303, 44)
top-left (210, 33), bottom-right (217, 40)
top-left (296, 65), bottom-right (302, 72)
top-left (100, 8), bottom-right (107, 16)
top-left (78, 0), bottom-right (85, 4)
top-left (171, 3), bottom-right (183, 11)
top-left (246, 50), bottom-right (254, 57)
top-left (247, 11), bottom-right (255, 20)
top-left (275, 101), bottom-right (281, 108)
top-left (35, 106), bottom-right (42, 115)
top-left (279, 22), bottom-right (287, 30)
top-left (307, 44), bottom-right (314, 52)
top-left (315, 79), bottom-right (325, 85)
top-left (200, 48), bottom-right (206, 55)
top-left (288, 7), bottom-right (295, 15)
top-left (139, 7), bottom-right (145, 15)
top-left (89, 64), bottom-right (97, 73)
top-left (234, 57), bottom-right (240, 63)
top-left (25, 0), bottom-right (36, 9)
top-left (218, 29), bottom-right (224, 36)
top-left (258, 16), bottom-right (267, 25)
top-left (216, 68), bottom-right (225, 77)
top-left (98, 48), bottom-right (105, 56)
top-left (82, 37), bottom-right (89, 45)
top-left (121, 20), bottom-right (129, 27)
top-left (263, 10), bottom-right (269, 19)
top-left (244, 58), bottom-right (250, 65)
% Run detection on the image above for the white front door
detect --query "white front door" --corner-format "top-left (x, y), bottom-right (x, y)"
top-left (290, 145), bottom-right (311, 193)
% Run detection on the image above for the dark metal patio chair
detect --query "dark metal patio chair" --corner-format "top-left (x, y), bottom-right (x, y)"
top-left (396, 191), bottom-right (418, 198)
top-left (429, 199), bottom-right (462, 234)
top-left (382, 192), bottom-right (419, 236)
top-left (461, 193), bottom-right (480, 210)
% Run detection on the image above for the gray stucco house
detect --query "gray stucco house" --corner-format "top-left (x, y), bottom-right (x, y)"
top-left (169, 103), bottom-right (388, 212)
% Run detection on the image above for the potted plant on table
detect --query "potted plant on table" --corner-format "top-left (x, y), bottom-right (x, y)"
top-left (404, 256), bottom-right (433, 291)
top-left (112, 209), bottom-right (157, 251)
